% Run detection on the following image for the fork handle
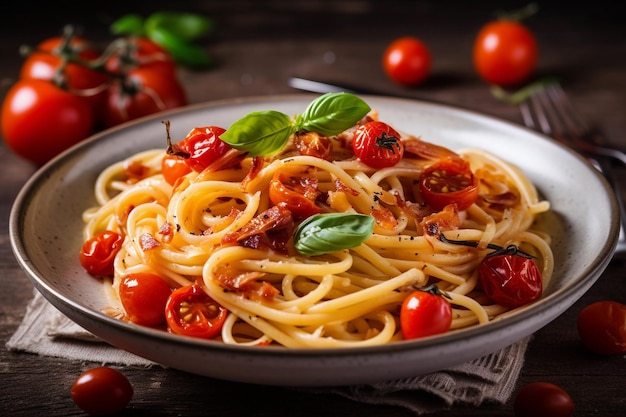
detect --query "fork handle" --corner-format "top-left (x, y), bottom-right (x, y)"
top-left (594, 156), bottom-right (626, 256)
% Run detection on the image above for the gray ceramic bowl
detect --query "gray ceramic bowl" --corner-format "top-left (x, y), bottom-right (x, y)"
top-left (9, 95), bottom-right (619, 386)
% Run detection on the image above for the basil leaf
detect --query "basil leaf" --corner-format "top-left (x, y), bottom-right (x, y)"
top-left (144, 12), bottom-right (214, 42)
top-left (110, 14), bottom-right (146, 36)
top-left (298, 92), bottom-right (371, 136)
top-left (220, 110), bottom-right (295, 156)
top-left (294, 213), bottom-right (375, 256)
top-left (148, 26), bottom-right (213, 69)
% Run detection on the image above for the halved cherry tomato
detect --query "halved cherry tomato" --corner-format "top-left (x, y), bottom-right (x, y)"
top-left (352, 121), bottom-right (404, 169)
top-left (103, 65), bottom-right (187, 128)
top-left (479, 248), bottom-right (542, 308)
top-left (2, 79), bottom-right (95, 165)
top-left (162, 153), bottom-right (192, 185)
top-left (79, 230), bottom-right (124, 276)
top-left (165, 284), bottom-right (228, 339)
top-left (419, 157), bottom-right (478, 211)
top-left (268, 165), bottom-right (322, 219)
top-left (119, 273), bottom-right (172, 326)
top-left (577, 301), bottom-right (626, 355)
top-left (71, 367), bottom-right (133, 415)
top-left (179, 126), bottom-right (231, 172)
top-left (473, 19), bottom-right (538, 87)
top-left (514, 382), bottom-right (574, 417)
top-left (383, 36), bottom-right (431, 87)
top-left (400, 287), bottom-right (452, 339)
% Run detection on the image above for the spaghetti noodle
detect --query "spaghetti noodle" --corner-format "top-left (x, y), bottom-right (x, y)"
top-left (81, 98), bottom-right (553, 348)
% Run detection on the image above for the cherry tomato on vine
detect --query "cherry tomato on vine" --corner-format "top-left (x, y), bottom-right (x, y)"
top-left (352, 121), bottom-right (404, 169)
top-left (20, 36), bottom-right (109, 117)
top-left (577, 301), bottom-right (626, 355)
top-left (269, 165), bottom-right (322, 219)
top-left (383, 36), bottom-right (431, 87)
top-left (400, 287), bottom-right (452, 339)
top-left (165, 284), bottom-right (228, 339)
top-left (103, 65), bottom-right (187, 128)
top-left (79, 230), bottom-right (124, 276)
top-left (2, 79), bottom-right (95, 165)
top-left (162, 153), bottom-right (192, 185)
top-left (473, 19), bottom-right (538, 87)
top-left (419, 157), bottom-right (479, 211)
top-left (478, 248), bottom-right (542, 308)
top-left (105, 36), bottom-right (176, 76)
top-left (179, 125), bottom-right (231, 172)
top-left (71, 367), bottom-right (133, 415)
top-left (514, 382), bottom-right (574, 417)
top-left (119, 273), bottom-right (172, 326)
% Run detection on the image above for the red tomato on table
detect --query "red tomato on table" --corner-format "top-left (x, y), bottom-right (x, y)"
top-left (71, 367), bottom-right (133, 415)
top-left (577, 301), bottom-right (626, 355)
top-left (383, 36), bottom-right (431, 87)
top-left (514, 382), bottom-right (574, 417)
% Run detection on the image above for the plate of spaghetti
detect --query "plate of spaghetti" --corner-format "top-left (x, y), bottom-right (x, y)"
top-left (10, 93), bottom-right (619, 386)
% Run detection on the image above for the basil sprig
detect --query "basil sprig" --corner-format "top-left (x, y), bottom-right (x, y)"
top-left (220, 92), bottom-right (371, 156)
top-left (294, 213), bottom-right (375, 256)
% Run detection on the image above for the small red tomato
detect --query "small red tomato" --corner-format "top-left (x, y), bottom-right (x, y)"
top-left (1, 79), bottom-right (95, 165)
top-left (479, 249), bottom-right (542, 308)
top-left (179, 126), bottom-right (231, 172)
top-left (419, 157), bottom-right (478, 211)
top-left (166, 284), bottom-right (228, 339)
top-left (514, 382), bottom-right (574, 417)
top-left (79, 231), bottom-right (124, 276)
top-left (119, 273), bottom-right (172, 326)
top-left (400, 287), bottom-right (452, 340)
top-left (105, 37), bottom-right (176, 76)
top-left (162, 153), bottom-right (192, 186)
top-left (352, 121), bottom-right (404, 169)
top-left (383, 36), bottom-right (431, 87)
top-left (473, 19), bottom-right (538, 87)
top-left (577, 301), bottom-right (626, 355)
top-left (71, 367), bottom-right (133, 415)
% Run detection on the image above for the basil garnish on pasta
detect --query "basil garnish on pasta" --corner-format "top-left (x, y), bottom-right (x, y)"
top-left (220, 92), bottom-right (370, 156)
top-left (294, 213), bottom-right (375, 256)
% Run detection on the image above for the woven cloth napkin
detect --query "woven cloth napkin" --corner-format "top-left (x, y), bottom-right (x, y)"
top-left (6, 290), bottom-right (529, 415)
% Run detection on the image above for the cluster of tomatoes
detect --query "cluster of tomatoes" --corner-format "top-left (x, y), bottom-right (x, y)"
top-left (1, 27), bottom-right (188, 166)
top-left (383, 9), bottom-right (538, 88)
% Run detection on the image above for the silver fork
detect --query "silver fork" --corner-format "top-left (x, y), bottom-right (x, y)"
top-left (519, 83), bottom-right (626, 255)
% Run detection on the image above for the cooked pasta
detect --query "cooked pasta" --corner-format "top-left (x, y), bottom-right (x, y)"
top-left (81, 104), bottom-right (553, 348)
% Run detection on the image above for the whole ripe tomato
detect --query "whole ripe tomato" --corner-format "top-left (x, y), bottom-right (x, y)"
top-left (20, 36), bottom-right (109, 118)
top-left (577, 300), bottom-right (626, 355)
top-left (103, 65), bottom-right (187, 128)
top-left (119, 273), bottom-right (172, 326)
top-left (71, 367), bottom-right (133, 415)
top-left (79, 230), bottom-right (124, 276)
top-left (473, 19), bottom-right (538, 87)
top-left (269, 165), bottom-right (322, 219)
top-left (383, 36), bottom-right (431, 87)
top-left (514, 382), bottom-right (574, 417)
top-left (1, 79), bottom-right (95, 165)
top-left (400, 287), bottom-right (452, 339)
top-left (105, 36), bottom-right (177, 76)
top-left (165, 284), bottom-right (228, 339)
top-left (419, 157), bottom-right (478, 211)
top-left (179, 125), bottom-right (230, 172)
top-left (352, 121), bottom-right (404, 169)
top-left (478, 248), bottom-right (542, 308)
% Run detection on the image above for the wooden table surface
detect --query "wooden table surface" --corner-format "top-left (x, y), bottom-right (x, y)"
top-left (1, 1), bottom-right (625, 415)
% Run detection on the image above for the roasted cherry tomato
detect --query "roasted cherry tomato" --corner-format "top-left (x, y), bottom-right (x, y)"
top-left (268, 165), bottom-right (322, 219)
top-left (419, 157), bottom-right (478, 211)
top-left (400, 287), bottom-right (452, 339)
top-left (166, 284), bottom-right (228, 339)
top-left (479, 247), bottom-right (542, 308)
top-left (105, 36), bottom-right (176, 76)
top-left (103, 65), bottom-right (187, 128)
top-left (119, 273), bottom-right (172, 326)
top-left (79, 230), bottom-right (124, 276)
top-left (294, 131), bottom-right (333, 160)
top-left (383, 36), bottom-right (431, 87)
top-left (179, 126), bottom-right (231, 172)
top-left (577, 301), bottom-right (626, 355)
top-left (162, 153), bottom-right (192, 185)
top-left (473, 19), bottom-right (538, 87)
top-left (71, 367), bottom-right (133, 415)
top-left (514, 382), bottom-right (574, 417)
top-left (352, 121), bottom-right (404, 169)
top-left (1, 79), bottom-right (95, 165)
top-left (20, 36), bottom-right (109, 118)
